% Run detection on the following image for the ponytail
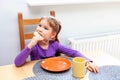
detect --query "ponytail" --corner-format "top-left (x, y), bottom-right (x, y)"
top-left (54, 24), bottom-right (61, 42)
top-left (54, 24), bottom-right (61, 56)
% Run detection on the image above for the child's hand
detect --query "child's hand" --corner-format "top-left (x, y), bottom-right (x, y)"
top-left (28, 32), bottom-right (44, 49)
top-left (33, 32), bottom-right (44, 40)
top-left (87, 62), bottom-right (99, 73)
top-left (33, 31), bottom-right (44, 43)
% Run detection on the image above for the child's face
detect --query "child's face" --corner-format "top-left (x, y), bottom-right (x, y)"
top-left (36, 18), bottom-right (56, 41)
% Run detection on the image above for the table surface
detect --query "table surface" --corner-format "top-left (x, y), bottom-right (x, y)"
top-left (0, 51), bottom-right (120, 80)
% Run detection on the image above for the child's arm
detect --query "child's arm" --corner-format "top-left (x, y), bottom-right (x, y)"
top-left (56, 42), bottom-right (99, 73)
top-left (14, 31), bottom-right (43, 67)
top-left (14, 47), bottom-right (31, 67)
top-left (56, 42), bottom-right (92, 61)
top-left (28, 31), bottom-right (44, 49)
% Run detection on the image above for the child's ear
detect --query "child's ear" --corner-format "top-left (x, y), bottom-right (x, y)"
top-left (51, 32), bottom-right (57, 39)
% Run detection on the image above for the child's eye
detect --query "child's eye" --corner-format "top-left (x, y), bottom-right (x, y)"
top-left (44, 27), bottom-right (48, 30)
top-left (38, 24), bottom-right (41, 27)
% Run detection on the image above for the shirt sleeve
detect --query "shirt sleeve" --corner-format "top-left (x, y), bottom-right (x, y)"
top-left (14, 47), bottom-right (31, 67)
top-left (55, 42), bottom-right (92, 61)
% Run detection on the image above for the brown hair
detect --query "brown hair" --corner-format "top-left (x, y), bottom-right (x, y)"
top-left (41, 16), bottom-right (61, 42)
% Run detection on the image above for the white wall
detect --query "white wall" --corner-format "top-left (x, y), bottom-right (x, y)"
top-left (0, 0), bottom-right (120, 65)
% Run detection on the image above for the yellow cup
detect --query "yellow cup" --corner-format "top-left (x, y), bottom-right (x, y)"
top-left (72, 57), bottom-right (88, 78)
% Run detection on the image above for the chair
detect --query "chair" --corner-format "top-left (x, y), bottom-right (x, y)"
top-left (18, 10), bottom-right (60, 56)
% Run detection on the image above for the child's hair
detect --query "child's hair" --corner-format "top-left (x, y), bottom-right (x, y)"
top-left (40, 16), bottom-right (61, 42)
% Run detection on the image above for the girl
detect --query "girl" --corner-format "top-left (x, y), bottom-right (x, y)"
top-left (14, 16), bottom-right (99, 73)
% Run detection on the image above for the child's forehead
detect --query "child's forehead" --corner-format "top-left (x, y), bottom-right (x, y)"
top-left (41, 17), bottom-right (49, 21)
top-left (40, 18), bottom-right (48, 23)
top-left (40, 18), bottom-right (53, 25)
top-left (39, 18), bottom-right (51, 27)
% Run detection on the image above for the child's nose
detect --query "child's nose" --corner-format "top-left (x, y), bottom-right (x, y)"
top-left (36, 26), bottom-right (42, 31)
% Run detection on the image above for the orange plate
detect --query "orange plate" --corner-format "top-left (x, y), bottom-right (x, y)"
top-left (40, 57), bottom-right (71, 72)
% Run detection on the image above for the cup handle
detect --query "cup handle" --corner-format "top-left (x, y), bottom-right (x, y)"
top-left (85, 61), bottom-right (90, 68)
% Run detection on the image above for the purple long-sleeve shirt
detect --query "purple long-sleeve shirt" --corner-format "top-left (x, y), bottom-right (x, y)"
top-left (14, 40), bottom-right (92, 67)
